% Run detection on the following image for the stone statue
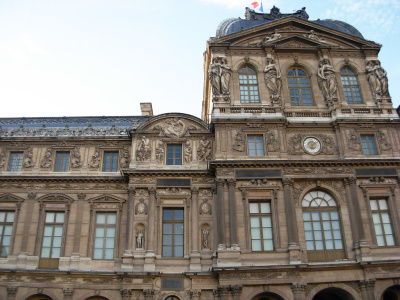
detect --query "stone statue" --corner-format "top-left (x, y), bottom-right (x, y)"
top-left (120, 147), bottom-right (130, 168)
top-left (23, 147), bottom-right (34, 168)
top-left (317, 59), bottom-right (338, 104)
top-left (263, 29), bottom-right (281, 42)
top-left (264, 58), bottom-right (282, 103)
top-left (184, 139), bottom-right (192, 163)
top-left (155, 140), bottom-right (164, 162)
top-left (40, 147), bottom-right (53, 168)
top-left (208, 56), bottom-right (232, 97)
top-left (89, 147), bottom-right (100, 168)
top-left (70, 147), bottom-right (82, 168)
top-left (197, 137), bottom-right (212, 161)
top-left (304, 30), bottom-right (326, 43)
top-left (136, 136), bottom-right (151, 161)
top-left (232, 131), bottom-right (245, 152)
top-left (366, 60), bottom-right (389, 100)
top-left (202, 230), bottom-right (209, 249)
top-left (136, 231), bottom-right (144, 249)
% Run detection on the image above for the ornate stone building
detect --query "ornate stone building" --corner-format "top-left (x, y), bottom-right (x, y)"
top-left (0, 6), bottom-right (399, 300)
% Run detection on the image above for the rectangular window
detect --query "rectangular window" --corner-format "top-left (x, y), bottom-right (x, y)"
top-left (167, 145), bottom-right (182, 165)
top-left (248, 136), bottom-right (264, 156)
top-left (361, 135), bottom-right (377, 155)
top-left (0, 211), bottom-right (15, 257)
top-left (162, 208), bottom-right (184, 257)
top-left (7, 152), bottom-right (23, 172)
top-left (370, 199), bottom-right (395, 246)
top-left (103, 151), bottom-right (119, 172)
top-left (249, 202), bottom-right (273, 251)
top-left (54, 152), bottom-right (70, 172)
top-left (93, 212), bottom-right (116, 259)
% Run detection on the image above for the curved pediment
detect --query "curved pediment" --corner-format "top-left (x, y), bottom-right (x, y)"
top-left (136, 113), bottom-right (210, 137)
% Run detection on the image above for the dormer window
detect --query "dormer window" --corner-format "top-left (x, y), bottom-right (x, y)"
top-left (239, 66), bottom-right (260, 103)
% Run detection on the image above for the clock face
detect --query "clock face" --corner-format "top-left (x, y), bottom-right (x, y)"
top-left (303, 137), bottom-right (321, 154)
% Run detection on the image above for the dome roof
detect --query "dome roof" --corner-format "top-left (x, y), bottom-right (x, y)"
top-left (215, 7), bottom-right (364, 40)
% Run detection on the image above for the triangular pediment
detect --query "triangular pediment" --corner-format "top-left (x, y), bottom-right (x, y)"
top-left (211, 17), bottom-right (379, 50)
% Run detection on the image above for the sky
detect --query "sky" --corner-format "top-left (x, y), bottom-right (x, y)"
top-left (0, 0), bottom-right (399, 119)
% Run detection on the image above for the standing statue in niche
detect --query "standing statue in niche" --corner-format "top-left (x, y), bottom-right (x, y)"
top-left (264, 58), bottom-right (282, 103)
top-left (136, 136), bottom-right (151, 161)
top-left (366, 60), bottom-right (390, 100)
top-left (317, 59), bottom-right (338, 104)
top-left (155, 139), bottom-right (164, 162)
top-left (197, 137), bottom-right (212, 161)
top-left (202, 230), bottom-right (209, 249)
top-left (184, 140), bottom-right (192, 163)
top-left (136, 231), bottom-right (144, 249)
top-left (208, 56), bottom-right (232, 98)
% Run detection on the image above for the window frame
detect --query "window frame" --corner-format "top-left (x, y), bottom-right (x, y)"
top-left (247, 135), bottom-right (265, 157)
top-left (238, 65), bottom-right (260, 103)
top-left (287, 67), bottom-right (314, 106)
top-left (54, 151), bottom-right (70, 172)
top-left (301, 190), bottom-right (346, 262)
top-left (360, 134), bottom-right (378, 155)
top-left (7, 152), bottom-right (24, 172)
top-left (340, 66), bottom-right (363, 104)
top-left (103, 151), bottom-right (119, 172)
top-left (166, 144), bottom-right (182, 166)
top-left (162, 208), bottom-right (184, 258)
top-left (369, 198), bottom-right (396, 247)
top-left (93, 211), bottom-right (117, 260)
top-left (0, 210), bottom-right (16, 257)
top-left (249, 201), bottom-right (274, 252)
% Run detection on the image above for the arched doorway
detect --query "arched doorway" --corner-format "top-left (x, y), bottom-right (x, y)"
top-left (26, 295), bottom-right (53, 300)
top-left (252, 292), bottom-right (284, 300)
top-left (381, 285), bottom-right (400, 300)
top-left (165, 297), bottom-right (180, 300)
top-left (85, 297), bottom-right (109, 300)
top-left (313, 287), bottom-right (355, 300)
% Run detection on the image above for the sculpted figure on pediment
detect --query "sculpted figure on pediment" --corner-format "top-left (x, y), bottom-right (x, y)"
top-left (153, 118), bottom-right (197, 138)
top-left (317, 59), bottom-right (338, 106)
top-left (136, 136), bottom-right (151, 161)
top-left (41, 147), bottom-right (54, 168)
top-left (366, 59), bottom-right (390, 102)
top-left (304, 30), bottom-right (326, 43)
top-left (197, 137), bottom-right (212, 161)
top-left (264, 58), bottom-right (282, 104)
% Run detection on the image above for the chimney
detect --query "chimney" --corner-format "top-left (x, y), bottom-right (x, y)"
top-left (140, 103), bottom-right (153, 116)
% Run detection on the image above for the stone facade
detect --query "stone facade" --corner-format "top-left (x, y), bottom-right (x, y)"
top-left (0, 6), bottom-right (399, 300)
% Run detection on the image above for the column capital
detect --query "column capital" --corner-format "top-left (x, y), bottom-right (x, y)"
top-left (143, 289), bottom-right (155, 299)
top-left (358, 279), bottom-right (376, 290)
top-left (7, 286), bottom-right (17, 295)
top-left (191, 187), bottom-right (199, 195)
top-left (216, 178), bottom-right (225, 187)
top-left (227, 178), bottom-right (237, 187)
top-left (282, 178), bottom-right (292, 187)
top-left (218, 285), bottom-right (231, 296)
top-left (231, 285), bottom-right (242, 295)
top-left (148, 187), bottom-right (156, 195)
top-left (344, 177), bottom-right (357, 186)
top-left (120, 289), bottom-right (132, 299)
top-left (291, 282), bottom-right (307, 293)
top-left (127, 187), bottom-right (136, 195)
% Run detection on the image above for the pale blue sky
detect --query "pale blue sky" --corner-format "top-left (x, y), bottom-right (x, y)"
top-left (0, 0), bottom-right (399, 118)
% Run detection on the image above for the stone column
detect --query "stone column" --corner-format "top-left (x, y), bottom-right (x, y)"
top-left (125, 187), bottom-right (136, 254)
top-left (282, 178), bottom-right (299, 246)
top-left (359, 279), bottom-right (376, 300)
top-left (231, 285), bottom-right (242, 300)
top-left (227, 179), bottom-right (239, 249)
top-left (344, 177), bottom-right (366, 244)
top-left (146, 187), bottom-right (156, 253)
top-left (216, 179), bottom-right (226, 249)
top-left (291, 283), bottom-right (307, 300)
top-left (191, 188), bottom-right (200, 253)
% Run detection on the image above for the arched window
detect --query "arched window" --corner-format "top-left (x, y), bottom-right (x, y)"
top-left (288, 68), bottom-right (313, 106)
top-left (340, 67), bottom-right (362, 104)
top-left (239, 66), bottom-right (260, 103)
top-left (302, 190), bottom-right (345, 261)
top-left (165, 297), bottom-right (180, 300)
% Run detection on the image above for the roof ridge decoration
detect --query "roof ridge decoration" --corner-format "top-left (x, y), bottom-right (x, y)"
top-left (245, 6), bottom-right (309, 21)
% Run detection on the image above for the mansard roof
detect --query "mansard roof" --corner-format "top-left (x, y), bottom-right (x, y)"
top-left (216, 6), bottom-right (364, 39)
top-left (0, 115), bottom-right (152, 138)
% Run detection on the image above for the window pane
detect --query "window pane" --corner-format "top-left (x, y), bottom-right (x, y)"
top-left (263, 240), bottom-right (273, 251)
top-left (96, 214), bottom-right (106, 224)
top-left (252, 240), bottom-right (262, 251)
top-left (260, 203), bottom-right (270, 213)
top-left (249, 203), bottom-right (259, 214)
top-left (107, 214), bottom-right (117, 224)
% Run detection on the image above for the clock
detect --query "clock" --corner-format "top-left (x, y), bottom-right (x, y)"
top-left (303, 137), bottom-right (321, 154)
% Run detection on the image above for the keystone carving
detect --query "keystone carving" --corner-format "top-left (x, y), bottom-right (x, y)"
top-left (63, 288), bottom-right (74, 297)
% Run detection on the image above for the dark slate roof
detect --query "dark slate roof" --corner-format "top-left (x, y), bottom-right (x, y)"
top-left (0, 116), bottom-right (152, 138)
top-left (215, 7), bottom-right (364, 39)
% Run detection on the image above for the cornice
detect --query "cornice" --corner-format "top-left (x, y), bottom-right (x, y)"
top-left (121, 169), bottom-right (213, 177)
top-left (0, 175), bottom-right (126, 184)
